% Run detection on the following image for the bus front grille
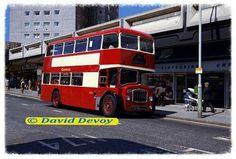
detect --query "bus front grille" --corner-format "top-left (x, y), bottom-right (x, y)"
top-left (132, 89), bottom-right (147, 103)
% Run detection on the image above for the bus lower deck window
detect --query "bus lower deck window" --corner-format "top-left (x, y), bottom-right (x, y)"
top-left (72, 73), bottom-right (83, 86)
top-left (51, 73), bottom-right (59, 84)
top-left (60, 73), bottom-right (70, 85)
top-left (43, 73), bottom-right (50, 84)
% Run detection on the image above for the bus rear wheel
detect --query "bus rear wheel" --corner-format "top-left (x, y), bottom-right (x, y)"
top-left (52, 90), bottom-right (62, 108)
top-left (101, 95), bottom-right (117, 117)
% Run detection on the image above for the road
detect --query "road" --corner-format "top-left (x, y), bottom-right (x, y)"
top-left (5, 95), bottom-right (231, 154)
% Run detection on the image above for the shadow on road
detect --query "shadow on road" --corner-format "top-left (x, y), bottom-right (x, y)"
top-left (47, 104), bottom-right (177, 119)
top-left (6, 137), bottom-right (174, 154)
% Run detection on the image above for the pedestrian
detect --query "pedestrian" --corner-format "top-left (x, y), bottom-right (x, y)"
top-left (38, 80), bottom-right (41, 96)
top-left (203, 82), bottom-right (216, 113)
top-left (154, 81), bottom-right (166, 106)
top-left (20, 78), bottom-right (25, 94)
top-left (28, 79), bottom-right (32, 91)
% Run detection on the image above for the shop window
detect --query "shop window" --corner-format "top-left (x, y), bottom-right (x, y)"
top-left (54, 43), bottom-right (63, 55)
top-left (88, 36), bottom-right (102, 51)
top-left (75, 39), bottom-right (87, 53)
top-left (43, 73), bottom-right (50, 84)
top-left (64, 41), bottom-right (74, 54)
top-left (102, 34), bottom-right (118, 49)
top-left (71, 73), bottom-right (83, 86)
top-left (60, 73), bottom-right (70, 85)
top-left (121, 34), bottom-right (138, 50)
top-left (51, 73), bottom-right (59, 84)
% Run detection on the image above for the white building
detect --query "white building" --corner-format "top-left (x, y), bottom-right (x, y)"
top-left (9, 5), bottom-right (76, 45)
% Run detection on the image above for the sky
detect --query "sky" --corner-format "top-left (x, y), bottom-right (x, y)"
top-left (4, 5), bottom-right (161, 41)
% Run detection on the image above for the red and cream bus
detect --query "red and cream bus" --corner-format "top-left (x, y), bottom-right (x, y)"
top-left (41, 27), bottom-right (155, 117)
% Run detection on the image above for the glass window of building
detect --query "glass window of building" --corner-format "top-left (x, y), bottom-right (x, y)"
top-left (64, 41), bottom-right (74, 54)
top-left (102, 34), bottom-right (118, 49)
top-left (54, 43), bottom-right (63, 55)
top-left (54, 33), bottom-right (59, 37)
top-left (43, 73), bottom-right (50, 84)
top-left (24, 11), bottom-right (30, 16)
top-left (60, 73), bottom-right (71, 85)
top-left (140, 37), bottom-right (153, 53)
top-left (71, 73), bottom-right (83, 86)
top-left (24, 34), bottom-right (30, 39)
top-left (75, 39), bottom-right (87, 53)
top-left (43, 33), bottom-right (50, 38)
top-left (121, 34), bottom-right (138, 50)
top-left (54, 21), bottom-right (60, 27)
top-left (54, 10), bottom-right (60, 15)
top-left (88, 36), bottom-right (102, 51)
top-left (24, 22), bottom-right (30, 28)
top-left (33, 33), bottom-right (40, 39)
top-left (44, 10), bottom-right (50, 15)
top-left (34, 11), bottom-right (40, 15)
top-left (34, 22), bottom-right (40, 28)
top-left (43, 22), bottom-right (50, 27)
top-left (51, 73), bottom-right (59, 84)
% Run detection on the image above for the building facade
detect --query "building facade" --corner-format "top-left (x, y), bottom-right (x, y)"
top-left (9, 5), bottom-right (118, 45)
top-left (9, 5), bottom-right (76, 45)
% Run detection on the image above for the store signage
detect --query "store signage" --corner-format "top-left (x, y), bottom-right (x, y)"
top-left (195, 67), bottom-right (203, 74)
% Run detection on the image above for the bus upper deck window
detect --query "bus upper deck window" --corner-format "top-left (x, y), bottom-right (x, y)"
top-left (88, 36), bottom-right (102, 51)
top-left (140, 37), bottom-right (153, 53)
top-left (121, 34), bottom-right (138, 50)
top-left (102, 34), bottom-right (118, 49)
top-left (46, 45), bottom-right (53, 56)
top-left (75, 39), bottom-right (87, 53)
top-left (64, 41), bottom-right (74, 54)
top-left (54, 43), bottom-right (63, 55)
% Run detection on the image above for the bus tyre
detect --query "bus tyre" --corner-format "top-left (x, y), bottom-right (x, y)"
top-left (52, 90), bottom-right (62, 108)
top-left (101, 95), bottom-right (117, 117)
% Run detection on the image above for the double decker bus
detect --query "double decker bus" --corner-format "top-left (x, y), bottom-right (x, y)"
top-left (41, 27), bottom-right (155, 117)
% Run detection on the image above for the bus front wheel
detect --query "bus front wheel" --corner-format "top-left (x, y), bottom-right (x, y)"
top-left (101, 95), bottom-right (117, 117)
top-left (52, 90), bottom-right (62, 108)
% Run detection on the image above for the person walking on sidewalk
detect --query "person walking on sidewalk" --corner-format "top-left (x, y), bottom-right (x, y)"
top-left (203, 82), bottom-right (216, 113)
top-left (38, 80), bottom-right (41, 96)
top-left (20, 78), bottom-right (25, 94)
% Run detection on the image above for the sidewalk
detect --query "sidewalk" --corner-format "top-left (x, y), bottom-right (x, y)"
top-left (5, 88), bottom-right (40, 100)
top-left (155, 104), bottom-right (231, 127)
top-left (5, 88), bottom-right (231, 127)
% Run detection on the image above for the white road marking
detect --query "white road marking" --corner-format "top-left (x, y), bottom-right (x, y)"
top-left (213, 136), bottom-right (231, 142)
top-left (21, 103), bottom-right (29, 106)
top-left (61, 137), bottom-right (87, 147)
top-left (71, 135), bottom-right (96, 144)
top-left (183, 147), bottom-right (213, 154)
top-left (37, 141), bottom-right (59, 150)
top-left (52, 110), bottom-right (62, 113)
top-left (82, 134), bottom-right (106, 142)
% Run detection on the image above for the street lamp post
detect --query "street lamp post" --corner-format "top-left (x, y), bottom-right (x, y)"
top-left (198, 4), bottom-right (202, 118)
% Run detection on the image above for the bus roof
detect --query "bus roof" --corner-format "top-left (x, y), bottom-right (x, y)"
top-left (49, 27), bottom-right (153, 46)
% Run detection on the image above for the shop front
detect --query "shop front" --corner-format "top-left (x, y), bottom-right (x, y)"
top-left (153, 60), bottom-right (231, 108)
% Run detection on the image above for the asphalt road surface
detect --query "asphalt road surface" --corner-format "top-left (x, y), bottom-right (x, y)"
top-left (5, 95), bottom-right (231, 154)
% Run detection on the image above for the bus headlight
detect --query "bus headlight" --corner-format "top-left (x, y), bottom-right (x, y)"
top-left (149, 96), bottom-right (153, 102)
top-left (126, 95), bottom-right (131, 101)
